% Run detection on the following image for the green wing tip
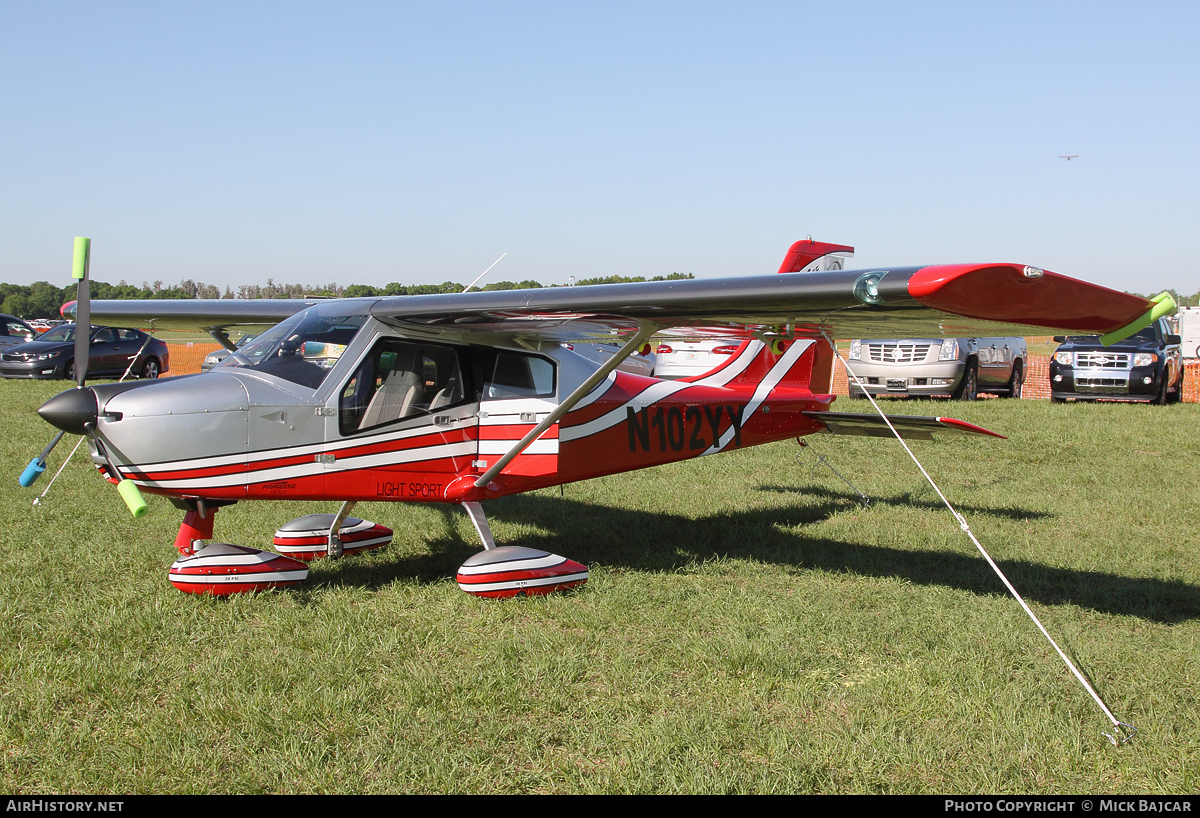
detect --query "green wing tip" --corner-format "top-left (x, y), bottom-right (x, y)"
top-left (71, 237), bottom-right (90, 281)
top-left (1100, 291), bottom-right (1177, 347)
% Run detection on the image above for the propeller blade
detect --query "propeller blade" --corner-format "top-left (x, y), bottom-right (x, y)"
top-left (71, 237), bottom-right (90, 387)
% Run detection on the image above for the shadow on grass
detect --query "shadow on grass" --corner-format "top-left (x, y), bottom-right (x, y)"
top-left (315, 493), bottom-right (1200, 624)
top-left (753, 484), bottom-right (1055, 522)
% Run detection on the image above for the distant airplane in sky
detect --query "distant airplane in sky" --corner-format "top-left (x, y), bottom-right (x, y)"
top-left (1059, 155), bottom-right (1079, 160)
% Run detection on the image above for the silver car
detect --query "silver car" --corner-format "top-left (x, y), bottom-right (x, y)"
top-left (845, 337), bottom-right (1027, 400)
top-left (201, 333), bottom-right (258, 372)
top-left (569, 342), bottom-right (656, 377)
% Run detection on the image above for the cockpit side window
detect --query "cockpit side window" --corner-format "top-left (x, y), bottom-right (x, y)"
top-left (484, 351), bottom-right (556, 399)
top-left (339, 338), bottom-right (468, 435)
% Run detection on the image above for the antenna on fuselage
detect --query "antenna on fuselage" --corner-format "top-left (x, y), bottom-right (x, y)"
top-left (462, 253), bottom-right (507, 293)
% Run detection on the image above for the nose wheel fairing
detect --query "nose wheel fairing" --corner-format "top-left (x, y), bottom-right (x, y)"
top-left (169, 544), bottom-right (309, 596)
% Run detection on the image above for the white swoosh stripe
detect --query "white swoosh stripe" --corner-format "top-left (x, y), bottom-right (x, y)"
top-left (559, 379), bottom-right (699, 442)
top-left (689, 340), bottom-right (765, 387)
top-left (702, 340), bottom-right (812, 455)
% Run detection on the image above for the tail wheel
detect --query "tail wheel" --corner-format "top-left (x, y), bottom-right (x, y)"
top-left (1005, 361), bottom-right (1024, 399)
top-left (141, 358), bottom-right (160, 379)
top-left (952, 360), bottom-right (978, 401)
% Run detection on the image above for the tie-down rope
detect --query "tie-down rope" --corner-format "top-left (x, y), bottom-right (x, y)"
top-left (823, 333), bottom-right (1134, 745)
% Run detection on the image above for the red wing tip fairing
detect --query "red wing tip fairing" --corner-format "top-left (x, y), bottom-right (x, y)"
top-left (908, 264), bottom-right (1152, 333)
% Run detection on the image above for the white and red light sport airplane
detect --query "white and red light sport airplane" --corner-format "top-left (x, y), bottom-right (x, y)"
top-left (24, 238), bottom-right (1175, 598)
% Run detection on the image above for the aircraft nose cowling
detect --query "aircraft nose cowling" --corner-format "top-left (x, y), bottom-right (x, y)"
top-left (38, 387), bottom-right (99, 436)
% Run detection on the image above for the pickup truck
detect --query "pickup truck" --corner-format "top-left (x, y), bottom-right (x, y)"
top-left (1049, 318), bottom-right (1183, 404)
top-left (845, 337), bottom-right (1027, 400)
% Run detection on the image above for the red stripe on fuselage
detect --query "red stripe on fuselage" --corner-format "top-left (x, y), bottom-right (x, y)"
top-left (478, 424), bottom-right (559, 439)
top-left (127, 427), bottom-right (476, 483)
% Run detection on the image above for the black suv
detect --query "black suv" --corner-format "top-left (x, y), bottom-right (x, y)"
top-left (1049, 318), bottom-right (1183, 404)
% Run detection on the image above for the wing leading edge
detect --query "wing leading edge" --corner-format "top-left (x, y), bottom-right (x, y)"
top-left (74, 263), bottom-right (1156, 344)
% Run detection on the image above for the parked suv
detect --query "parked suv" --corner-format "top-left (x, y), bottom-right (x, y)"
top-left (846, 337), bottom-right (1027, 400)
top-left (1049, 318), bottom-right (1182, 404)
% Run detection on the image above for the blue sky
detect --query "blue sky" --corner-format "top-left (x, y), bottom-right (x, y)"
top-left (2, 1), bottom-right (1197, 294)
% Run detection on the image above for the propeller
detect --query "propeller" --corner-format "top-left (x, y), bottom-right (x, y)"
top-left (73, 236), bottom-right (91, 386)
top-left (20, 237), bottom-right (148, 519)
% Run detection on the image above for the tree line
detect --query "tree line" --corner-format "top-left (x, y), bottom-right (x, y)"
top-left (0, 273), bottom-right (695, 320)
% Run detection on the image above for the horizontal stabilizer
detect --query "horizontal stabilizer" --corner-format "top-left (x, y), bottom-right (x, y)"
top-left (802, 411), bottom-right (1005, 440)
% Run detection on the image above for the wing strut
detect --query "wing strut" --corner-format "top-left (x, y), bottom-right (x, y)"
top-left (474, 323), bottom-right (658, 488)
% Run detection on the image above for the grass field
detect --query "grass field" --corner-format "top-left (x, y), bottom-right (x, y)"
top-left (1, 378), bottom-right (1198, 794)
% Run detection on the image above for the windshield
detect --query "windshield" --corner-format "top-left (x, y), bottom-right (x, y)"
top-left (216, 308), bottom-right (367, 390)
top-left (1066, 325), bottom-right (1158, 345)
top-left (39, 325), bottom-right (80, 343)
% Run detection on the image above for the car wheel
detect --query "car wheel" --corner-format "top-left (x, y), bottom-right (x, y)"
top-left (65, 359), bottom-right (76, 382)
top-left (141, 358), bottom-right (160, 379)
top-left (1050, 396), bottom-right (1065, 404)
top-left (1004, 361), bottom-right (1023, 399)
top-left (951, 360), bottom-right (978, 401)
top-left (1167, 370), bottom-right (1182, 404)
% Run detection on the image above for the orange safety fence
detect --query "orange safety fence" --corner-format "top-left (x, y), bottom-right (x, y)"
top-left (166, 344), bottom-right (1199, 403)
top-left (164, 343), bottom-right (223, 376)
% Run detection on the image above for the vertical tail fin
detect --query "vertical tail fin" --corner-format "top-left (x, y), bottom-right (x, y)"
top-left (777, 238), bottom-right (855, 274)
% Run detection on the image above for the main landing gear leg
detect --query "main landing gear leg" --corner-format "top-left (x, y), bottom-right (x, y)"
top-left (327, 500), bottom-right (358, 559)
top-left (454, 501), bottom-right (589, 598)
top-left (462, 501), bottom-right (496, 550)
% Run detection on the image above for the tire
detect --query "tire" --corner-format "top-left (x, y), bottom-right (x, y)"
top-left (1168, 369), bottom-right (1183, 404)
top-left (1050, 396), bottom-right (1065, 404)
top-left (141, 358), bottom-right (160, 379)
top-left (1004, 361), bottom-right (1023, 399)
top-left (1153, 374), bottom-right (1168, 405)
top-left (65, 359), bottom-right (76, 382)
top-left (951, 360), bottom-right (978, 401)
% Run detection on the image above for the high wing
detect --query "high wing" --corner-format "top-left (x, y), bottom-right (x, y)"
top-left (73, 262), bottom-right (1156, 344)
